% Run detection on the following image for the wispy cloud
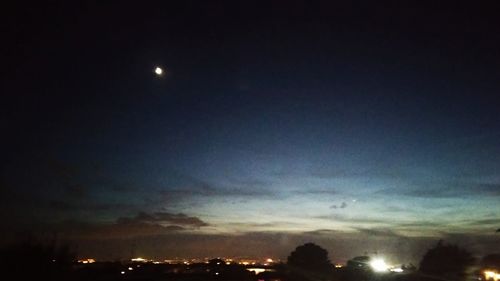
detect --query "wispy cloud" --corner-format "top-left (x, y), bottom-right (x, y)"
top-left (380, 182), bottom-right (500, 199)
top-left (296, 187), bottom-right (338, 195)
top-left (49, 219), bottom-right (186, 239)
top-left (330, 201), bottom-right (348, 209)
top-left (353, 227), bottom-right (403, 238)
top-left (117, 212), bottom-right (209, 228)
top-left (43, 211), bottom-right (209, 240)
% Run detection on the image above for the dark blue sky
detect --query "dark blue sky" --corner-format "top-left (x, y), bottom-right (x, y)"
top-left (2, 1), bottom-right (500, 262)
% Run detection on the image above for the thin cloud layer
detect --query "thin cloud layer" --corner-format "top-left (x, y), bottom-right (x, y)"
top-left (117, 212), bottom-right (209, 228)
top-left (39, 212), bottom-right (209, 240)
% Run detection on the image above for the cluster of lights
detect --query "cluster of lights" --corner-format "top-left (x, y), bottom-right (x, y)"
top-left (78, 258), bottom-right (95, 264)
top-left (126, 256), bottom-right (276, 267)
top-left (484, 270), bottom-right (500, 281)
top-left (247, 268), bottom-right (276, 274)
top-left (239, 261), bottom-right (257, 265)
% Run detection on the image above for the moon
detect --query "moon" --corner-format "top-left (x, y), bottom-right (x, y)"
top-left (154, 66), bottom-right (163, 76)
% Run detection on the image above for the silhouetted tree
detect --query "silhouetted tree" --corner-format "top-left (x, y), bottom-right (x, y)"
top-left (287, 243), bottom-right (333, 280)
top-left (419, 240), bottom-right (474, 280)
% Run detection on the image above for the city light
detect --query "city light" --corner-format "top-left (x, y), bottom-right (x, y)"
top-left (484, 270), bottom-right (500, 281)
top-left (370, 258), bottom-right (388, 272)
top-left (131, 257), bottom-right (147, 262)
top-left (390, 267), bottom-right (404, 273)
top-left (247, 268), bottom-right (266, 274)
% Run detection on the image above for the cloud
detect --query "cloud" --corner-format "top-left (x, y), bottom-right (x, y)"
top-left (46, 200), bottom-right (135, 212)
top-left (40, 211), bottom-right (207, 240)
top-left (296, 188), bottom-right (338, 195)
top-left (330, 202), bottom-right (347, 209)
top-left (152, 169), bottom-right (274, 204)
top-left (460, 218), bottom-right (500, 227)
top-left (315, 214), bottom-right (388, 225)
top-left (117, 211), bottom-right (209, 228)
top-left (354, 227), bottom-right (403, 238)
top-left (48, 219), bottom-right (186, 239)
top-left (29, 211), bottom-right (210, 240)
top-left (475, 184), bottom-right (500, 196)
top-left (380, 182), bottom-right (500, 199)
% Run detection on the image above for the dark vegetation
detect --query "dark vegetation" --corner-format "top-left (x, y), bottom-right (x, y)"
top-left (0, 239), bottom-right (75, 281)
top-left (419, 240), bottom-right (475, 280)
top-left (287, 242), bottom-right (333, 280)
top-left (0, 240), bottom-right (487, 281)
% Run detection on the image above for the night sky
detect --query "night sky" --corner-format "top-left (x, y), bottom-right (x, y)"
top-left (2, 2), bottom-right (500, 263)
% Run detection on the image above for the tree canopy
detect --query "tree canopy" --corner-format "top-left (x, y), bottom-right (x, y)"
top-left (287, 242), bottom-right (332, 274)
top-left (419, 240), bottom-right (474, 279)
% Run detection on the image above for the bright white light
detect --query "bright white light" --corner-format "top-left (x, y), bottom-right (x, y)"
top-left (247, 268), bottom-right (266, 274)
top-left (154, 67), bottom-right (163, 75)
top-left (390, 267), bottom-right (403, 273)
top-left (370, 258), bottom-right (388, 272)
top-left (121, 271), bottom-right (125, 274)
top-left (485, 271), bottom-right (495, 280)
top-left (484, 271), bottom-right (500, 281)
